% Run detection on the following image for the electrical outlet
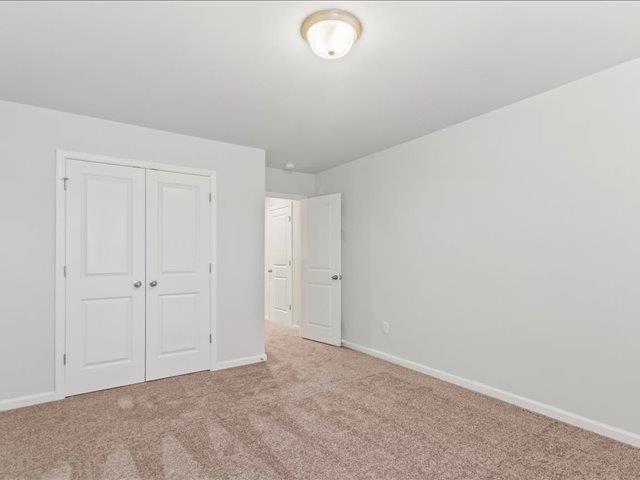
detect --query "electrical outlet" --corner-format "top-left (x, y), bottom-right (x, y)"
top-left (382, 321), bottom-right (390, 334)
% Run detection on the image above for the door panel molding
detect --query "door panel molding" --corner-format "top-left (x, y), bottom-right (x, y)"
top-left (64, 160), bottom-right (146, 396)
top-left (146, 169), bottom-right (211, 380)
top-left (55, 150), bottom-right (217, 400)
top-left (266, 201), bottom-right (292, 326)
top-left (301, 193), bottom-right (342, 346)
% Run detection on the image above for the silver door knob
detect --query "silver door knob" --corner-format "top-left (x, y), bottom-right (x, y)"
top-left (331, 275), bottom-right (339, 280)
top-left (133, 281), bottom-right (142, 288)
top-left (149, 280), bottom-right (158, 287)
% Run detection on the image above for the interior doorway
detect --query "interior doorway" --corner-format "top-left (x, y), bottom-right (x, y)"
top-left (265, 195), bottom-right (302, 328)
top-left (264, 192), bottom-right (343, 346)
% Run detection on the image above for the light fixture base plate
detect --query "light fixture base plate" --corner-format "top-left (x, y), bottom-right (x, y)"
top-left (301, 9), bottom-right (363, 41)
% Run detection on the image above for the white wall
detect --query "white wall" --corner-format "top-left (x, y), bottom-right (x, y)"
top-left (316, 58), bottom-right (640, 436)
top-left (265, 167), bottom-right (315, 196)
top-left (0, 100), bottom-right (265, 404)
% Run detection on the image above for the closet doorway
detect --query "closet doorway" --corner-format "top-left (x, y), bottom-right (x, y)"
top-left (55, 151), bottom-right (217, 398)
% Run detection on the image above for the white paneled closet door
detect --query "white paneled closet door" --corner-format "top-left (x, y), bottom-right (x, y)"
top-left (145, 170), bottom-right (211, 381)
top-left (65, 160), bottom-right (146, 396)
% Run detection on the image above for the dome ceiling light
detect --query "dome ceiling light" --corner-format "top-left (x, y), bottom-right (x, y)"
top-left (301, 9), bottom-right (363, 60)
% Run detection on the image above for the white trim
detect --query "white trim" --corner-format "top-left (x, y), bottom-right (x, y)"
top-left (268, 317), bottom-right (293, 328)
top-left (209, 174), bottom-right (218, 372)
top-left (58, 150), bottom-right (216, 177)
top-left (342, 340), bottom-right (640, 448)
top-left (291, 200), bottom-right (302, 327)
top-left (0, 391), bottom-right (57, 412)
top-left (54, 149), bottom-right (218, 401)
top-left (213, 354), bottom-right (267, 371)
top-left (54, 153), bottom-right (66, 400)
top-left (266, 191), bottom-right (307, 200)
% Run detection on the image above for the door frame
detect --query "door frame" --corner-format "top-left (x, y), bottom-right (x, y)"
top-left (54, 149), bottom-right (218, 400)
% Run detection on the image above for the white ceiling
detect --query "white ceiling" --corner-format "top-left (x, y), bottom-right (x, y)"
top-left (1, 1), bottom-right (640, 173)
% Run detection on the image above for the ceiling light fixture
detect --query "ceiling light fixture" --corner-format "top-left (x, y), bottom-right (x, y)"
top-left (301, 9), bottom-right (362, 60)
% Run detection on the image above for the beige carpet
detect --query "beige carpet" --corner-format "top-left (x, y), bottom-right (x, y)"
top-left (1, 322), bottom-right (638, 480)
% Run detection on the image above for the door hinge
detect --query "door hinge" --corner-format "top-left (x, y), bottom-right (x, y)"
top-left (62, 177), bottom-right (69, 190)
top-left (209, 334), bottom-right (212, 344)
top-left (63, 353), bottom-right (66, 366)
top-left (289, 305), bottom-right (292, 311)
top-left (288, 260), bottom-right (291, 266)
top-left (288, 215), bottom-right (291, 222)
top-left (63, 265), bottom-right (67, 277)
top-left (209, 262), bottom-right (212, 273)
top-left (209, 192), bottom-right (212, 203)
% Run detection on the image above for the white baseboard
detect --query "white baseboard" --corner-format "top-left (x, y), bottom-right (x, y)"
top-left (267, 317), bottom-right (294, 328)
top-left (341, 340), bottom-right (640, 448)
top-left (0, 391), bottom-right (57, 412)
top-left (1, 355), bottom-right (269, 412)
top-left (213, 354), bottom-right (267, 371)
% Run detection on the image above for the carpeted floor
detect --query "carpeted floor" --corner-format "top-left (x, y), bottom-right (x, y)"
top-left (1, 322), bottom-right (638, 479)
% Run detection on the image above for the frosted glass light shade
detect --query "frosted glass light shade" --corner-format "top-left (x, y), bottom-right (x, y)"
top-left (306, 20), bottom-right (356, 59)
top-left (301, 10), bottom-right (362, 60)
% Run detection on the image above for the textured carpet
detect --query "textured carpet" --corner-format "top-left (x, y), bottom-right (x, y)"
top-left (1, 321), bottom-right (638, 479)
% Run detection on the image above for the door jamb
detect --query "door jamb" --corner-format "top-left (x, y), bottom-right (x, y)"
top-left (54, 149), bottom-right (218, 400)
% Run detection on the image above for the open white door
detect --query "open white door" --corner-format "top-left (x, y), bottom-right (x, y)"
top-left (301, 193), bottom-right (341, 346)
